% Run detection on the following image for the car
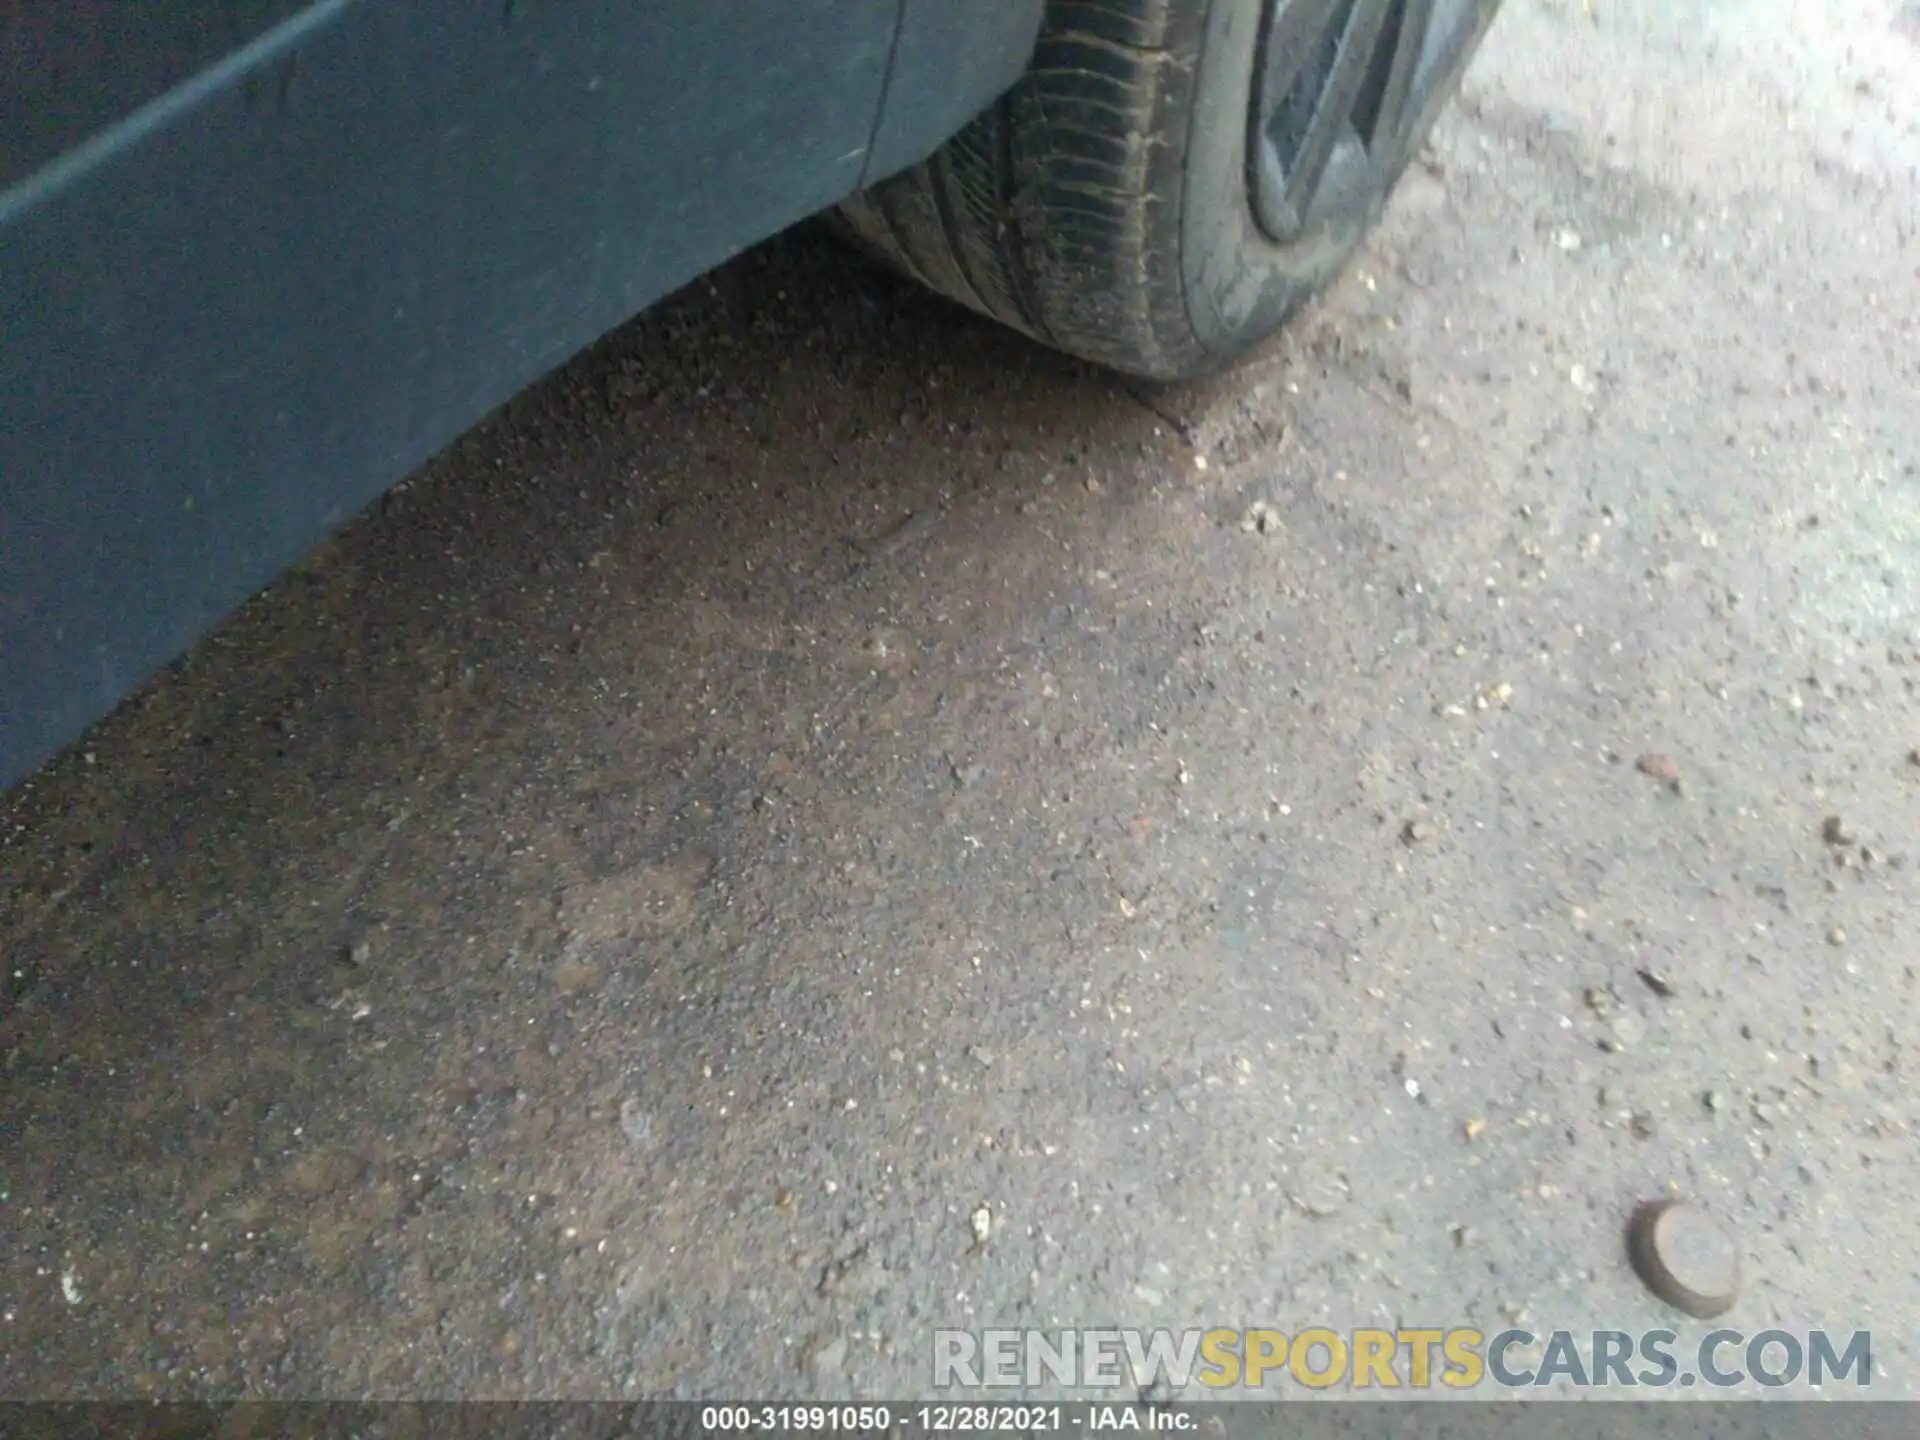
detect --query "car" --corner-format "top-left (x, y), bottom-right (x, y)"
top-left (0, 0), bottom-right (1501, 792)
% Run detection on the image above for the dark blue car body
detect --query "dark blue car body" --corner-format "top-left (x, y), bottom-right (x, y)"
top-left (1, 0), bottom-right (1045, 790)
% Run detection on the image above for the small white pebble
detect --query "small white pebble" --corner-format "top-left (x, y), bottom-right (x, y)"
top-left (970, 1204), bottom-right (993, 1243)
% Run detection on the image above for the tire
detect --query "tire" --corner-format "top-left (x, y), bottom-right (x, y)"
top-left (838, 0), bottom-right (1502, 381)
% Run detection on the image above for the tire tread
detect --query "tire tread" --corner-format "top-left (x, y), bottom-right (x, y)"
top-left (840, 0), bottom-right (1494, 379)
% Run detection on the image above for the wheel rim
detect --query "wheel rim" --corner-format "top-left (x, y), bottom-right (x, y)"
top-left (1249, 0), bottom-right (1478, 244)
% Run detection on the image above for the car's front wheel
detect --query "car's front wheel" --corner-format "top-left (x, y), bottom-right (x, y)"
top-left (838, 0), bottom-right (1502, 381)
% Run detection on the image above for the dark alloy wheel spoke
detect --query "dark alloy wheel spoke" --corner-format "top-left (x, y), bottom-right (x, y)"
top-left (1361, 0), bottom-right (1436, 148)
top-left (1251, 0), bottom-right (1458, 243)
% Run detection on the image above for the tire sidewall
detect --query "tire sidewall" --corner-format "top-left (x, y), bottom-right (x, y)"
top-left (1177, 0), bottom-right (1500, 362)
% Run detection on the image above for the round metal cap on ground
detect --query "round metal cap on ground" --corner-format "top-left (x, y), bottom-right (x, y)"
top-left (1627, 1199), bottom-right (1741, 1319)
